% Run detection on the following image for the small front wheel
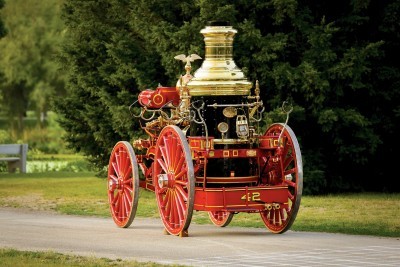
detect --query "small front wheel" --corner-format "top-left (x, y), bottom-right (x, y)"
top-left (107, 141), bottom-right (139, 228)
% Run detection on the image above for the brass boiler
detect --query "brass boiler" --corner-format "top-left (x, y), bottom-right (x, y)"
top-left (187, 22), bottom-right (257, 179)
top-left (187, 22), bottom-right (252, 96)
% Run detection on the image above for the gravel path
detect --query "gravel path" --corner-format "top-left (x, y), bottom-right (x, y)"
top-left (1, 208), bottom-right (399, 266)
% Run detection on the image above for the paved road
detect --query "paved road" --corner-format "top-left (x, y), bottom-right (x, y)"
top-left (0, 208), bottom-right (399, 266)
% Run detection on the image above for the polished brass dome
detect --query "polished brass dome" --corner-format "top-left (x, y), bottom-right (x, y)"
top-left (187, 24), bottom-right (252, 96)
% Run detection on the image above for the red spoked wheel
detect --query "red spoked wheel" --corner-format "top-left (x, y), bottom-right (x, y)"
top-left (208, 211), bottom-right (234, 227)
top-left (260, 123), bottom-right (303, 234)
top-left (107, 141), bottom-right (139, 228)
top-left (154, 126), bottom-right (195, 236)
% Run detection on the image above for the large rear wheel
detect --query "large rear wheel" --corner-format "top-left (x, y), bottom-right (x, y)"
top-left (107, 141), bottom-right (139, 228)
top-left (260, 123), bottom-right (303, 233)
top-left (154, 126), bottom-right (195, 236)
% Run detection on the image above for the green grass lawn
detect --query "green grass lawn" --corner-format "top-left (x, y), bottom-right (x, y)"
top-left (0, 171), bottom-right (399, 237)
top-left (0, 248), bottom-right (177, 267)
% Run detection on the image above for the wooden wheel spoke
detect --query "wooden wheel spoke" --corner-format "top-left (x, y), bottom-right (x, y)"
top-left (115, 153), bottom-right (121, 175)
top-left (174, 202), bottom-right (181, 229)
top-left (122, 165), bottom-right (132, 180)
top-left (168, 194), bottom-right (176, 225)
top-left (158, 187), bottom-right (168, 194)
top-left (161, 190), bottom-right (169, 208)
top-left (284, 167), bottom-right (296, 176)
top-left (123, 177), bottom-right (133, 185)
top-left (173, 208), bottom-right (180, 229)
top-left (274, 210), bottom-right (279, 225)
top-left (270, 211), bottom-right (276, 225)
top-left (170, 136), bottom-right (178, 169)
top-left (157, 158), bottom-right (168, 174)
top-left (164, 201), bottom-right (171, 222)
top-left (288, 190), bottom-right (295, 201)
top-left (164, 191), bottom-right (172, 215)
top-left (112, 162), bottom-right (119, 177)
top-left (123, 192), bottom-right (129, 218)
top-left (121, 152), bottom-right (128, 173)
top-left (118, 193), bottom-right (124, 217)
top-left (122, 192), bottom-right (130, 217)
top-left (114, 196), bottom-right (120, 215)
top-left (175, 192), bottom-right (185, 224)
top-left (283, 156), bottom-right (293, 170)
top-left (165, 135), bottom-right (175, 170)
top-left (112, 191), bottom-right (121, 205)
top-left (174, 155), bottom-right (185, 174)
top-left (175, 180), bottom-right (188, 186)
top-left (165, 134), bottom-right (172, 158)
top-left (175, 184), bottom-right (188, 202)
top-left (119, 151), bottom-right (127, 174)
top-left (109, 174), bottom-right (118, 182)
top-left (281, 137), bottom-right (290, 157)
top-left (284, 179), bottom-right (296, 188)
top-left (276, 210), bottom-right (282, 225)
top-left (160, 145), bottom-right (170, 168)
top-left (175, 166), bottom-right (188, 180)
top-left (124, 187), bottom-right (133, 199)
top-left (270, 210), bottom-right (275, 224)
top-left (162, 135), bottom-right (171, 165)
top-left (280, 208), bottom-right (287, 222)
top-left (108, 175), bottom-right (118, 191)
top-left (267, 211), bottom-right (273, 225)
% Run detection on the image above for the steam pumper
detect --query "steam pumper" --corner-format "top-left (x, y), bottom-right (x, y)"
top-left (107, 22), bottom-right (303, 237)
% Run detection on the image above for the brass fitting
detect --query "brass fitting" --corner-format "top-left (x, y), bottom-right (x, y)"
top-left (272, 203), bottom-right (281, 210)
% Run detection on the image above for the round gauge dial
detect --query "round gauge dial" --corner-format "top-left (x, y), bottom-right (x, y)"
top-left (217, 122), bottom-right (229, 133)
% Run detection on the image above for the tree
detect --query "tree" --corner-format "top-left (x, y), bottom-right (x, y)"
top-left (0, 0), bottom-right (7, 111)
top-left (55, 0), bottom-right (144, 169)
top-left (0, 0), bottom-right (5, 38)
top-left (57, 0), bottom-right (399, 192)
top-left (0, 0), bottom-right (65, 133)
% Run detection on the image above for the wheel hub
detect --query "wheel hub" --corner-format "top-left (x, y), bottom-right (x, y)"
top-left (158, 173), bottom-right (168, 188)
top-left (158, 172), bottom-right (175, 188)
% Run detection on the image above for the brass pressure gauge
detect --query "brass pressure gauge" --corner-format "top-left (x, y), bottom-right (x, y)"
top-left (217, 122), bottom-right (229, 133)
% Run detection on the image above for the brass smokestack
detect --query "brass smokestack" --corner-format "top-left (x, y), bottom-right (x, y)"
top-left (187, 22), bottom-right (252, 96)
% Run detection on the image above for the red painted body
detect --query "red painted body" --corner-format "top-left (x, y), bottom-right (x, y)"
top-left (134, 128), bottom-right (297, 214)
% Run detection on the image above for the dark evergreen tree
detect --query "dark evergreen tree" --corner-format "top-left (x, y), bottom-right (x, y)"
top-left (56, 0), bottom-right (400, 192)
top-left (0, 0), bottom-right (6, 39)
